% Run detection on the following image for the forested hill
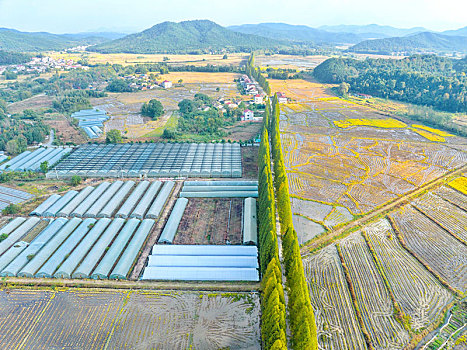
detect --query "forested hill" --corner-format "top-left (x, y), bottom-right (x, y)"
top-left (228, 23), bottom-right (366, 44)
top-left (348, 32), bottom-right (467, 55)
top-left (87, 20), bottom-right (289, 54)
top-left (0, 28), bottom-right (114, 52)
top-left (0, 50), bottom-right (32, 65)
top-left (313, 55), bottom-right (467, 113)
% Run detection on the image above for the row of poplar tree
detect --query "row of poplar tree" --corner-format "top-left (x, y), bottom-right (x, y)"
top-left (258, 93), bottom-right (318, 349)
top-left (246, 54), bottom-right (272, 96)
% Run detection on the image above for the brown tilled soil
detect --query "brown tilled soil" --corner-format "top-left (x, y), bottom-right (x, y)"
top-left (174, 198), bottom-right (243, 245)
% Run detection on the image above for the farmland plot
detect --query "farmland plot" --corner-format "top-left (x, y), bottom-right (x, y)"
top-left (303, 245), bottom-right (367, 350)
top-left (389, 205), bottom-right (467, 292)
top-left (433, 185), bottom-right (467, 211)
top-left (363, 219), bottom-right (453, 331)
top-left (102, 291), bottom-right (260, 350)
top-left (0, 290), bottom-right (54, 349)
top-left (339, 233), bottom-right (409, 349)
top-left (0, 289), bottom-right (260, 350)
top-left (20, 290), bottom-right (125, 350)
top-left (412, 192), bottom-right (467, 244)
top-left (277, 79), bottom-right (467, 221)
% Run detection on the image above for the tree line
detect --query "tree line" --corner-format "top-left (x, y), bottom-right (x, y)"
top-left (270, 95), bottom-right (318, 349)
top-left (246, 53), bottom-right (271, 95)
top-left (313, 55), bottom-right (467, 113)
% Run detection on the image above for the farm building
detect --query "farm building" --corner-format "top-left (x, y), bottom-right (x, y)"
top-left (29, 180), bottom-right (175, 220)
top-left (0, 185), bottom-right (33, 211)
top-left (47, 143), bottom-right (242, 179)
top-left (0, 147), bottom-right (72, 172)
top-left (141, 245), bottom-right (259, 281)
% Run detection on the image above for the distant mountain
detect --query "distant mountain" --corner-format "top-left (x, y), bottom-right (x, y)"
top-left (348, 32), bottom-right (467, 55)
top-left (442, 26), bottom-right (467, 37)
top-left (319, 24), bottom-right (428, 38)
top-left (228, 22), bottom-right (365, 44)
top-left (0, 28), bottom-right (78, 52)
top-left (88, 20), bottom-right (288, 54)
top-left (0, 28), bottom-right (122, 52)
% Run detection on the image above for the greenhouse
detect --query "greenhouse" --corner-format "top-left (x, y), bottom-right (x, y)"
top-left (97, 181), bottom-right (135, 218)
top-left (0, 147), bottom-right (71, 172)
top-left (54, 218), bottom-right (111, 279)
top-left (91, 218), bottom-right (140, 279)
top-left (109, 219), bottom-right (155, 279)
top-left (72, 218), bottom-right (125, 279)
top-left (70, 182), bottom-right (111, 217)
top-left (0, 217), bottom-right (40, 256)
top-left (18, 218), bottom-right (83, 278)
top-left (116, 181), bottom-right (150, 218)
top-left (158, 198), bottom-right (188, 244)
top-left (141, 267), bottom-right (259, 281)
top-left (42, 191), bottom-right (78, 217)
top-left (47, 143), bottom-right (242, 178)
top-left (83, 181), bottom-right (123, 218)
top-left (130, 181), bottom-right (161, 219)
top-left (0, 185), bottom-right (33, 211)
top-left (1, 219), bottom-right (67, 277)
top-left (180, 191), bottom-right (258, 198)
top-left (243, 198), bottom-right (258, 245)
top-left (34, 218), bottom-right (95, 278)
top-left (147, 255), bottom-right (259, 268)
top-left (151, 245), bottom-right (258, 256)
top-left (31, 194), bottom-right (61, 216)
top-left (145, 181), bottom-right (175, 219)
top-left (56, 186), bottom-right (95, 217)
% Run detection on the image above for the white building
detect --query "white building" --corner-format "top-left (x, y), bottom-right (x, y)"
top-left (277, 92), bottom-right (288, 104)
top-left (254, 94), bottom-right (263, 104)
top-left (242, 110), bottom-right (254, 121)
top-left (161, 80), bottom-right (172, 89)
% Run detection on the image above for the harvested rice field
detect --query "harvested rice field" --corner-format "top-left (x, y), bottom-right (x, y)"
top-left (0, 288), bottom-right (260, 350)
top-left (276, 78), bottom-right (467, 230)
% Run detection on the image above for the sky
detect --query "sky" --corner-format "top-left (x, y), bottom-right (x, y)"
top-left (0, 0), bottom-right (466, 34)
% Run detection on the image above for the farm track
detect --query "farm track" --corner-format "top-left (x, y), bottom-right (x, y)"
top-left (1, 277), bottom-right (260, 292)
top-left (301, 163), bottom-right (467, 255)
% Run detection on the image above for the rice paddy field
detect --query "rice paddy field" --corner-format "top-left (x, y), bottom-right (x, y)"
top-left (273, 78), bottom-right (467, 239)
top-left (272, 75), bottom-right (467, 348)
top-left (301, 179), bottom-right (467, 349)
top-left (91, 72), bottom-right (241, 138)
top-left (0, 288), bottom-right (260, 350)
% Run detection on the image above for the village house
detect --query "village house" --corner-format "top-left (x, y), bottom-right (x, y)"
top-left (277, 92), bottom-right (288, 104)
top-left (254, 94), bottom-right (263, 104)
top-left (161, 80), bottom-right (173, 89)
top-left (242, 110), bottom-right (254, 121)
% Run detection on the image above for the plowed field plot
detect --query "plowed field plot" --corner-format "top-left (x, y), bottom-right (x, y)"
top-left (363, 219), bottom-right (453, 331)
top-left (277, 80), bottom-right (467, 222)
top-left (0, 289), bottom-right (260, 350)
top-left (303, 245), bottom-right (367, 350)
top-left (412, 192), bottom-right (467, 244)
top-left (339, 233), bottom-right (410, 349)
top-left (434, 185), bottom-right (467, 211)
top-left (389, 205), bottom-right (467, 292)
top-left (174, 198), bottom-right (244, 245)
top-left (106, 291), bottom-right (260, 350)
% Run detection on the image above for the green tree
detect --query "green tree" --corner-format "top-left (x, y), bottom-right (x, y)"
top-left (40, 161), bottom-right (49, 173)
top-left (141, 99), bottom-right (164, 119)
top-left (2, 203), bottom-right (20, 215)
top-left (106, 129), bottom-right (123, 144)
top-left (5, 140), bottom-right (20, 155)
top-left (339, 82), bottom-right (350, 96)
top-left (70, 175), bottom-right (82, 186)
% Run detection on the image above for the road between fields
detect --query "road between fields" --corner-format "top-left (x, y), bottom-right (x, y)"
top-left (300, 163), bottom-right (467, 256)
